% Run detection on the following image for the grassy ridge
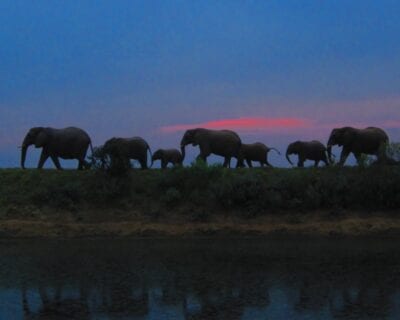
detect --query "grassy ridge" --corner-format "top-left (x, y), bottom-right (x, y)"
top-left (0, 165), bottom-right (400, 221)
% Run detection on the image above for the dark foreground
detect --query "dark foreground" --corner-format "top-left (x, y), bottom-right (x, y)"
top-left (1, 238), bottom-right (400, 319)
top-left (1, 166), bottom-right (400, 237)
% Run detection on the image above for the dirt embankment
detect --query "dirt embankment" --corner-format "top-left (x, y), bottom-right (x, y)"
top-left (1, 211), bottom-right (400, 238)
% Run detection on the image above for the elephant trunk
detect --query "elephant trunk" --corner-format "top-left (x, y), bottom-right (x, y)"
top-left (327, 145), bottom-right (333, 164)
top-left (180, 144), bottom-right (186, 163)
top-left (20, 144), bottom-right (28, 169)
top-left (286, 150), bottom-right (294, 166)
top-left (270, 147), bottom-right (281, 155)
top-left (147, 146), bottom-right (153, 168)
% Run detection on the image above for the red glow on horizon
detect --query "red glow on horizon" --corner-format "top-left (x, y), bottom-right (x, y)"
top-left (384, 120), bottom-right (400, 128)
top-left (160, 117), bottom-right (313, 133)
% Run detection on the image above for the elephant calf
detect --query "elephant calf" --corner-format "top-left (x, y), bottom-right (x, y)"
top-left (237, 142), bottom-right (280, 168)
top-left (152, 149), bottom-right (183, 169)
top-left (286, 140), bottom-right (329, 167)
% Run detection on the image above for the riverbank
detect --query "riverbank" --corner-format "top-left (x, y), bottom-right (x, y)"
top-left (0, 166), bottom-right (399, 238)
top-left (1, 212), bottom-right (400, 238)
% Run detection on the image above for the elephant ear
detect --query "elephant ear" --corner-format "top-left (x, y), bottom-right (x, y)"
top-left (34, 129), bottom-right (49, 148)
top-left (154, 149), bottom-right (163, 159)
top-left (341, 129), bottom-right (354, 147)
top-left (191, 129), bottom-right (200, 146)
top-left (290, 141), bottom-right (300, 152)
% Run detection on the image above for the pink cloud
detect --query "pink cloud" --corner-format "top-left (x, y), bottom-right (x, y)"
top-left (160, 117), bottom-right (313, 133)
top-left (384, 120), bottom-right (400, 128)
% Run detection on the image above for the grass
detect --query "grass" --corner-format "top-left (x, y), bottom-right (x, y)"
top-left (0, 165), bottom-right (400, 237)
top-left (1, 164), bottom-right (400, 213)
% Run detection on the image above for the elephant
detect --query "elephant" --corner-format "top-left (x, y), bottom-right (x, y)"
top-left (237, 142), bottom-right (280, 168)
top-left (151, 148), bottom-right (183, 169)
top-left (286, 140), bottom-right (330, 167)
top-left (180, 128), bottom-right (242, 168)
top-left (102, 137), bottom-right (152, 169)
top-left (20, 126), bottom-right (93, 170)
top-left (327, 126), bottom-right (389, 166)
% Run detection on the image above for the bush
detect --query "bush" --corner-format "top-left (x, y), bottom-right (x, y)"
top-left (212, 170), bottom-right (266, 209)
top-left (161, 187), bottom-right (182, 207)
top-left (387, 142), bottom-right (400, 162)
top-left (1, 166), bottom-right (400, 217)
top-left (89, 145), bottom-right (131, 177)
top-left (84, 171), bottom-right (132, 203)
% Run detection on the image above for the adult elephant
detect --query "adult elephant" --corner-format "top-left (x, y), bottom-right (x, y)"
top-left (180, 128), bottom-right (242, 168)
top-left (20, 127), bottom-right (93, 170)
top-left (103, 137), bottom-right (152, 169)
top-left (327, 127), bottom-right (389, 166)
top-left (237, 142), bottom-right (280, 168)
top-left (286, 140), bottom-right (329, 167)
top-left (152, 148), bottom-right (183, 169)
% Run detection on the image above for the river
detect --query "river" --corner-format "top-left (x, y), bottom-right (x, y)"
top-left (1, 238), bottom-right (400, 319)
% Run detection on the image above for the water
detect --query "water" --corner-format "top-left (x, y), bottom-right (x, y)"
top-left (1, 238), bottom-right (400, 319)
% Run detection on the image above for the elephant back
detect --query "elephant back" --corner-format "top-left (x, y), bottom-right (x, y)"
top-left (208, 130), bottom-right (242, 156)
top-left (51, 127), bottom-right (92, 157)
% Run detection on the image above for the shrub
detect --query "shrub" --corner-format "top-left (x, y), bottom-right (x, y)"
top-left (387, 142), bottom-right (400, 162)
top-left (161, 187), bottom-right (182, 207)
top-left (1, 166), bottom-right (400, 216)
top-left (212, 170), bottom-right (267, 210)
top-left (84, 171), bottom-right (132, 204)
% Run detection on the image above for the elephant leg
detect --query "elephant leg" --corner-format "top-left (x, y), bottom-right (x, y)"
top-left (223, 157), bottom-right (231, 168)
top-left (198, 145), bottom-right (211, 164)
top-left (339, 148), bottom-right (350, 166)
top-left (297, 156), bottom-right (305, 167)
top-left (78, 159), bottom-right (90, 170)
top-left (314, 160), bottom-right (319, 168)
top-left (246, 159), bottom-right (253, 168)
top-left (354, 152), bottom-right (362, 165)
top-left (265, 160), bottom-right (273, 167)
top-left (142, 154), bottom-right (149, 169)
top-left (139, 158), bottom-right (147, 169)
top-left (50, 156), bottom-right (63, 170)
top-left (79, 157), bottom-right (91, 170)
top-left (161, 160), bottom-right (167, 169)
top-left (197, 153), bottom-right (208, 164)
top-left (236, 159), bottom-right (244, 168)
top-left (236, 151), bottom-right (245, 168)
top-left (38, 151), bottom-right (49, 169)
top-left (77, 160), bottom-right (84, 170)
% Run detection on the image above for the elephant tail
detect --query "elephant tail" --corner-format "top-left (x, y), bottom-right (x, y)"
top-left (269, 147), bottom-right (281, 155)
top-left (147, 144), bottom-right (153, 168)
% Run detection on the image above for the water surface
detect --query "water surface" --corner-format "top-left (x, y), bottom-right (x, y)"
top-left (1, 238), bottom-right (400, 319)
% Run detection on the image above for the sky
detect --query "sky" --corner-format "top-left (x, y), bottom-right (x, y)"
top-left (0, 0), bottom-right (399, 168)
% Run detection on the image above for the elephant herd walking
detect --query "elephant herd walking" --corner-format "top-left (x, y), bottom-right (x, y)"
top-left (19, 125), bottom-right (392, 170)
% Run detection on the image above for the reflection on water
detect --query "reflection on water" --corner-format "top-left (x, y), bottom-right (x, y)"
top-left (1, 238), bottom-right (400, 319)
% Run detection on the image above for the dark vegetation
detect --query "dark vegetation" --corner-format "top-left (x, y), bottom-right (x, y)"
top-left (1, 163), bottom-right (400, 221)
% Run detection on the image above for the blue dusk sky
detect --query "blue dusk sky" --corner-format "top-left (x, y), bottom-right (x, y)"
top-left (0, 0), bottom-right (399, 167)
